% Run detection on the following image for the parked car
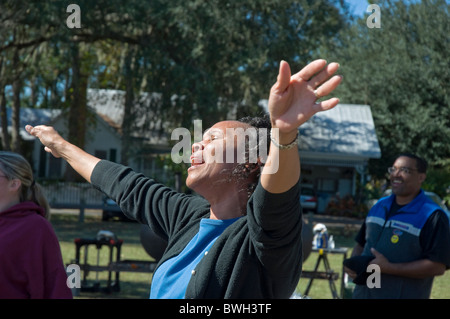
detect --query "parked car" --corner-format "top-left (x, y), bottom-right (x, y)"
top-left (101, 197), bottom-right (134, 222)
top-left (381, 189), bottom-right (449, 213)
top-left (300, 186), bottom-right (318, 213)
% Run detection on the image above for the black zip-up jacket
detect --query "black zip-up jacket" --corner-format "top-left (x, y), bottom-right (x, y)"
top-left (91, 160), bottom-right (302, 298)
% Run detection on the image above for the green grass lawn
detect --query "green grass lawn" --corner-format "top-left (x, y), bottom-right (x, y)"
top-left (50, 211), bottom-right (450, 299)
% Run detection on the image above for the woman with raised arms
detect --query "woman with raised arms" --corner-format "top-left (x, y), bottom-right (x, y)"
top-left (26, 59), bottom-right (341, 298)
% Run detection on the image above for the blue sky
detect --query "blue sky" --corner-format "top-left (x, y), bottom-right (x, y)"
top-left (345, 0), bottom-right (371, 16)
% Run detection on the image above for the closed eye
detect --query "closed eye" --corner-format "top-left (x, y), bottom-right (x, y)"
top-left (203, 129), bottom-right (223, 142)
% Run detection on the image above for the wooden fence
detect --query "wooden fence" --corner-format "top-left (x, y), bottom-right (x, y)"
top-left (42, 182), bottom-right (106, 222)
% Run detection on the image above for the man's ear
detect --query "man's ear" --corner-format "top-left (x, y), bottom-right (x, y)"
top-left (418, 173), bottom-right (426, 184)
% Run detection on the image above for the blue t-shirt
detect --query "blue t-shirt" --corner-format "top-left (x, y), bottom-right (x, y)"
top-left (150, 217), bottom-right (240, 299)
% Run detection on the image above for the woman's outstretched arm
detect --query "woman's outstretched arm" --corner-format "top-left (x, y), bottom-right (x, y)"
top-left (25, 125), bottom-right (100, 183)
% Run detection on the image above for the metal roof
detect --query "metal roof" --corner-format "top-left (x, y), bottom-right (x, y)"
top-left (87, 88), bottom-right (163, 127)
top-left (3, 107), bottom-right (62, 141)
top-left (298, 104), bottom-right (381, 159)
top-left (259, 101), bottom-right (381, 160)
top-left (86, 89), bottom-right (169, 144)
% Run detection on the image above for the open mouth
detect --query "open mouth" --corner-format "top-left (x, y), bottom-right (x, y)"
top-left (391, 178), bottom-right (403, 187)
top-left (190, 153), bottom-right (205, 167)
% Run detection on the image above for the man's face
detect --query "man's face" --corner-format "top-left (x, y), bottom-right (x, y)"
top-left (389, 156), bottom-right (425, 198)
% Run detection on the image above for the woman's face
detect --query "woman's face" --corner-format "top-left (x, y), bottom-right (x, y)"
top-left (0, 168), bottom-right (11, 194)
top-left (0, 168), bottom-right (19, 211)
top-left (186, 120), bottom-right (252, 193)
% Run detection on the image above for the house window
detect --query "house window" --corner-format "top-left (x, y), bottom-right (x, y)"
top-left (95, 150), bottom-right (107, 160)
top-left (48, 155), bottom-right (62, 178)
top-left (109, 149), bottom-right (117, 162)
top-left (318, 179), bottom-right (336, 192)
top-left (38, 147), bottom-right (47, 178)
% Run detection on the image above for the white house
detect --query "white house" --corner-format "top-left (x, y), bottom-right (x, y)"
top-left (4, 106), bottom-right (123, 179)
top-left (299, 104), bottom-right (381, 212)
top-left (260, 101), bottom-right (382, 212)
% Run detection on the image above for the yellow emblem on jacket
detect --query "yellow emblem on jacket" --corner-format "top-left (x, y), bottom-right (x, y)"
top-left (391, 234), bottom-right (399, 244)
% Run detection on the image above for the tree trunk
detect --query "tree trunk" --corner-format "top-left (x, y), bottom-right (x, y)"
top-left (30, 76), bottom-right (38, 107)
top-left (11, 49), bottom-right (21, 153)
top-left (0, 87), bottom-right (9, 151)
top-left (65, 43), bottom-right (88, 181)
top-left (121, 44), bottom-right (136, 166)
top-left (0, 57), bottom-right (10, 151)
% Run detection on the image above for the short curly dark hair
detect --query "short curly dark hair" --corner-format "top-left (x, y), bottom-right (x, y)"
top-left (238, 113), bottom-right (272, 159)
top-left (230, 113), bottom-right (272, 198)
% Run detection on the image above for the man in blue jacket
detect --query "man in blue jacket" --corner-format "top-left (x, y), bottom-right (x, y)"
top-left (346, 153), bottom-right (450, 299)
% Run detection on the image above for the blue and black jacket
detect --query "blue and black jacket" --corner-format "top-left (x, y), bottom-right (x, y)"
top-left (354, 190), bottom-right (450, 298)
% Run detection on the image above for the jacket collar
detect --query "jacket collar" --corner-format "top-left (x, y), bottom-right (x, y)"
top-left (0, 201), bottom-right (45, 218)
top-left (384, 189), bottom-right (427, 215)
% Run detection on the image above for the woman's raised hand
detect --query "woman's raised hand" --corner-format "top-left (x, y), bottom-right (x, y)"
top-left (268, 59), bottom-right (342, 134)
top-left (25, 125), bottom-right (65, 158)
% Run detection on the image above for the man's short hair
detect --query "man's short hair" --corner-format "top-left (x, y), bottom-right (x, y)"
top-left (396, 153), bottom-right (428, 173)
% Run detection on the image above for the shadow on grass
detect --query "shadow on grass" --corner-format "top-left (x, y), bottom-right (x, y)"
top-left (74, 277), bottom-right (152, 299)
top-left (50, 213), bottom-right (144, 245)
